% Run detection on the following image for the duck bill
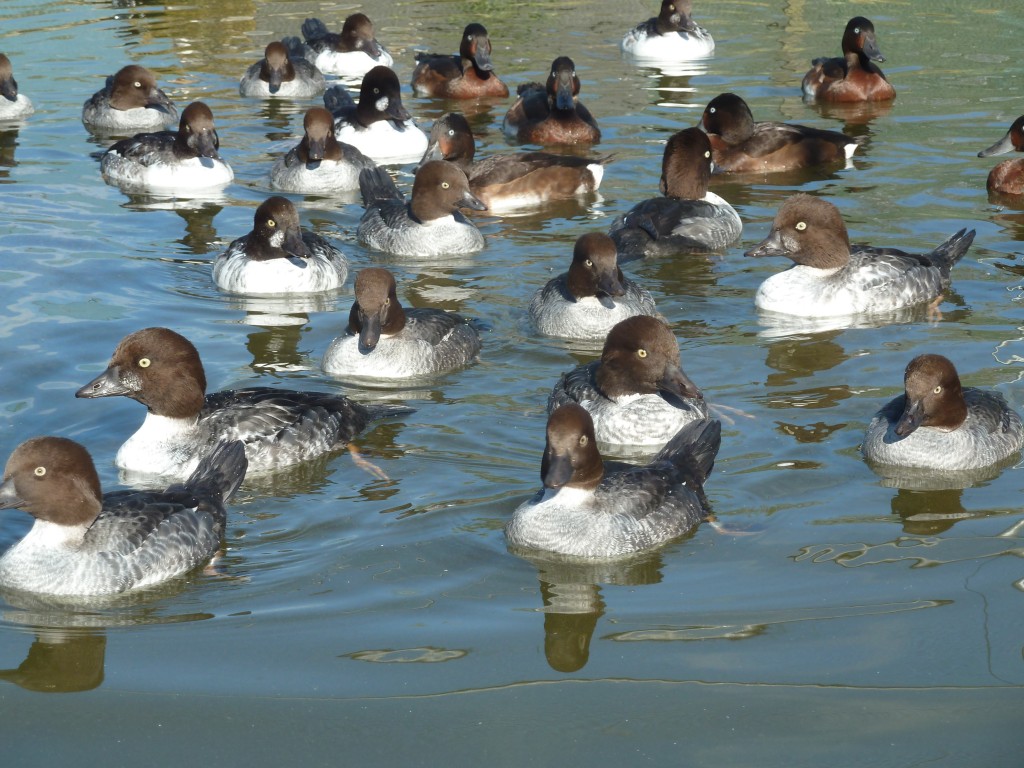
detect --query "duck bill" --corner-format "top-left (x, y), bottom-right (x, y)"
top-left (192, 130), bottom-right (221, 160)
top-left (745, 229), bottom-right (787, 258)
top-left (417, 139), bottom-right (446, 170)
top-left (554, 75), bottom-right (575, 111)
top-left (471, 42), bottom-right (495, 72)
top-left (357, 311), bottom-right (382, 353)
top-left (0, 79), bottom-right (17, 102)
top-left (284, 228), bottom-right (312, 260)
top-left (0, 477), bottom-right (25, 510)
top-left (670, 10), bottom-right (698, 33)
top-left (146, 89), bottom-right (175, 115)
top-left (978, 131), bottom-right (1016, 158)
top-left (267, 69), bottom-right (283, 94)
top-left (385, 97), bottom-right (411, 123)
top-left (305, 135), bottom-right (326, 162)
top-left (458, 190), bottom-right (487, 211)
top-left (541, 449), bottom-right (574, 490)
top-left (894, 398), bottom-right (924, 438)
top-left (76, 367), bottom-right (130, 399)
top-left (862, 34), bottom-right (885, 63)
top-left (659, 364), bottom-right (702, 401)
top-left (362, 38), bottom-right (382, 59)
top-left (596, 268), bottom-right (626, 298)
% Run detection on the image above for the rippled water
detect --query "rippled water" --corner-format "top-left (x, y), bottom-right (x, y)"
top-left (2, 0), bottom-right (1023, 764)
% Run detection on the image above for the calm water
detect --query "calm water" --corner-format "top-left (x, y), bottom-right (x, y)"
top-left (2, 0), bottom-right (1024, 764)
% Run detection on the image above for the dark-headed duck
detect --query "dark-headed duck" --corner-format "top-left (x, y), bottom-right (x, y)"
top-left (412, 23), bottom-right (509, 99)
top-left (502, 56), bottom-right (601, 146)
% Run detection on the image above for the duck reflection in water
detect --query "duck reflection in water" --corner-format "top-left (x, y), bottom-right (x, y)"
top-left (0, 630), bottom-right (107, 693)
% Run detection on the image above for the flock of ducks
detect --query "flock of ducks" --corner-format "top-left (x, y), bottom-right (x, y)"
top-left (1, 2), bottom-right (1024, 592)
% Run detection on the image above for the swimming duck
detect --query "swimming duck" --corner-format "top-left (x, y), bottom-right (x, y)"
top-left (82, 65), bottom-right (177, 132)
top-left (802, 17), bottom-right (895, 103)
top-left (609, 126), bottom-right (741, 260)
top-left (745, 194), bottom-right (975, 317)
top-left (978, 115), bottom-right (1024, 196)
top-left (862, 354), bottom-right (1024, 471)
top-left (621, 0), bottom-right (715, 61)
top-left (411, 23), bottom-right (509, 99)
top-left (502, 56), bottom-right (601, 146)
top-left (0, 437), bottom-right (246, 596)
top-left (323, 267), bottom-right (482, 380)
top-left (270, 106), bottom-right (376, 194)
top-left (239, 41), bottom-right (325, 99)
top-left (0, 54), bottom-right (33, 120)
top-left (289, 14), bottom-right (393, 79)
top-left (505, 403), bottom-right (720, 558)
top-left (699, 92), bottom-right (858, 173)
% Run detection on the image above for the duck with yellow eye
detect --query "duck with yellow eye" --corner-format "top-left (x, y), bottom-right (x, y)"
top-left (82, 64), bottom-right (178, 132)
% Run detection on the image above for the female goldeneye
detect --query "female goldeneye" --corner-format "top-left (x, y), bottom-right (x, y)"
top-left (0, 437), bottom-right (246, 596)
top-left (100, 101), bottom-right (234, 193)
top-left (420, 112), bottom-right (606, 211)
top-left (745, 194), bottom-right (975, 318)
top-left (270, 106), bottom-right (376, 194)
top-left (978, 115), bottom-right (1024, 197)
top-left (323, 70), bottom-right (428, 165)
top-left (609, 127), bottom-right (741, 261)
top-left (802, 17), bottom-right (895, 103)
top-left (213, 196), bottom-right (347, 295)
top-left (548, 315), bottom-right (707, 448)
top-left (0, 54), bottom-right (33, 121)
top-left (357, 161), bottom-right (485, 257)
top-left (411, 23), bottom-right (509, 99)
top-left (323, 267), bottom-right (482, 381)
top-left (289, 14), bottom-right (393, 79)
top-left (529, 233), bottom-right (658, 342)
top-left (502, 56), bottom-right (601, 146)
top-left (621, 0), bottom-right (715, 61)
top-left (862, 354), bottom-right (1024, 471)
top-left (75, 327), bottom-right (412, 479)
top-left (700, 92), bottom-right (858, 173)
top-left (239, 41), bottom-right (325, 99)
top-left (505, 404), bottom-right (721, 558)
top-left (82, 65), bottom-right (177, 133)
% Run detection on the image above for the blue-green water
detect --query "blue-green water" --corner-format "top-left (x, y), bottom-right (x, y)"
top-left (2, 1), bottom-right (1023, 764)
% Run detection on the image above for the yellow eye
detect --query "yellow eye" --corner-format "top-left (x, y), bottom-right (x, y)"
top-left (267, 219), bottom-right (276, 228)
top-left (795, 221), bottom-right (807, 231)
top-left (579, 435), bottom-right (588, 446)
top-left (704, 150), bottom-right (711, 158)
top-left (669, 4), bottom-right (675, 9)
top-left (933, 385), bottom-right (942, 394)
top-left (383, 297), bottom-right (390, 306)
top-left (637, 348), bottom-right (648, 358)
top-left (34, 466), bottom-right (46, 477)
top-left (441, 181), bottom-right (450, 189)
top-left (139, 357), bottom-right (151, 368)
top-left (133, 81), bottom-right (142, 88)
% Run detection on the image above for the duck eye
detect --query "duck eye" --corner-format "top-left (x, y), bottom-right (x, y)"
top-left (637, 348), bottom-right (648, 359)
top-left (795, 221), bottom-right (807, 231)
top-left (704, 150), bottom-right (711, 158)
top-left (139, 357), bottom-right (151, 368)
top-left (579, 435), bottom-right (588, 447)
top-left (133, 81), bottom-right (142, 88)
top-left (854, 27), bottom-right (861, 34)
top-left (933, 385), bottom-right (942, 394)
top-left (447, 129), bottom-right (454, 136)
top-left (551, 71), bottom-right (556, 78)
top-left (669, 4), bottom-right (675, 10)
top-left (441, 181), bottom-right (450, 189)
top-left (34, 466), bottom-right (46, 477)
top-left (467, 34), bottom-right (474, 41)
top-left (709, 106), bottom-right (716, 114)
top-left (373, 87), bottom-right (380, 95)
top-left (267, 218), bottom-right (276, 228)
top-left (584, 259), bottom-right (593, 267)
top-left (383, 297), bottom-right (390, 306)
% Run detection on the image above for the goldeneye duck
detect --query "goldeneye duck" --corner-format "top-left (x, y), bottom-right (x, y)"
top-left (213, 196), bottom-right (347, 295)
top-left (505, 403), bottom-right (721, 558)
top-left (100, 101), bottom-right (234, 193)
top-left (239, 41), bottom-right (325, 99)
top-left (745, 194), bottom-right (975, 318)
top-left (0, 54), bottom-right (33, 121)
top-left (529, 232), bottom-right (658, 342)
top-left (420, 112), bottom-right (606, 211)
top-left (502, 56), bottom-right (601, 146)
top-left (323, 267), bottom-right (482, 381)
top-left (411, 23), bottom-right (510, 99)
top-left (323, 69), bottom-right (428, 165)
top-left (289, 14), bottom-right (393, 79)
top-left (548, 315), bottom-right (707, 449)
top-left (609, 127), bottom-right (741, 261)
top-left (862, 354), bottom-right (1024, 472)
top-left (978, 115), bottom-right (1024, 197)
top-left (802, 17), bottom-right (895, 103)
top-left (357, 160), bottom-right (485, 257)
top-left (270, 106), bottom-right (376, 194)
top-left (0, 437), bottom-right (246, 596)
top-left (699, 92), bottom-right (858, 173)
top-left (82, 64), bottom-right (177, 133)
top-left (621, 0), bottom-right (715, 61)
top-left (75, 327), bottom-right (412, 479)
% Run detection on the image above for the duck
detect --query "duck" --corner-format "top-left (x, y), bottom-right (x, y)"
top-left (75, 327), bottom-right (412, 479)
top-left (213, 196), bottom-right (347, 295)
top-left (357, 160), bottom-right (486, 257)
top-left (745, 194), bottom-right (975, 317)
top-left (322, 69), bottom-right (428, 165)
top-left (82, 65), bottom-right (177, 132)
top-left (0, 54), bottom-right (33, 120)
top-left (270, 106), bottom-right (376, 194)
top-left (862, 354), bottom-right (1024, 471)
top-left (288, 14), bottom-right (393, 79)
top-left (621, 0), bottom-right (715, 61)
top-left (978, 115), bottom-right (1024, 196)
top-left (323, 267), bottom-right (482, 381)
top-left (529, 233), bottom-right (658, 342)
top-left (0, 437), bottom-right (246, 596)
top-left (548, 315), bottom-right (708, 448)
top-left (609, 126), bottom-right (741, 260)
top-left (699, 92), bottom-right (858, 173)
top-left (420, 112), bottom-right (606, 211)
top-left (99, 101), bottom-right (234, 193)
top-left (504, 403), bottom-right (721, 558)
top-left (239, 41), bottom-right (325, 99)
top-left (411, 23), bottom-right (509, 99)
top-left (502, 56), bottom-right (601, 146)
top-left (802, 17), bottom-right (895, 103)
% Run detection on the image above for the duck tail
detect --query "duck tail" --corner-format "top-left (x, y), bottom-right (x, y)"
top-left (301, 17), bottom-right (330, 43)
top-left (323, 84), bottom-right (356, 116)
top-left (930, 228), bottom-right (975, 277)
top-left (181, 440), bottom-right (248, 502)
top-left (364, 404), bottom-right (416, 422)
top-left (654, 418), bottom-right (721, 486)
top-left (281, 36), bottom-right (305, 60)
top-left (359, 165), bottom-right (403, 206)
